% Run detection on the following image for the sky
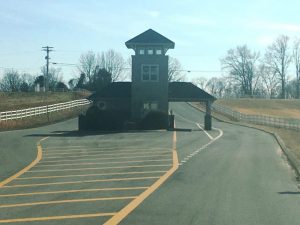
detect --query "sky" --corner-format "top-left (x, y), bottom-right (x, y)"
top-left (0, 0), bottom-right (300, 82)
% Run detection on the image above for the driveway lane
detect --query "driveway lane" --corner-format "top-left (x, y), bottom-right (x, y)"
top-left (120, 102), bottom-right (300, 225)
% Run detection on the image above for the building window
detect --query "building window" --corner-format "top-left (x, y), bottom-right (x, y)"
top-left (139, 49), bottom-right (145, 55)
top-left (142, 65), bottom-right (159, 81)
top-left (143, 102), bottom-right (158, 111)
top-left (147, 49), bottom-right (153, 55)
top-left (156, 49), bottom-right (162, 55)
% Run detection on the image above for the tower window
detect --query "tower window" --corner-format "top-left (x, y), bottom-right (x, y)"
top-left (147, 49), bottom-right (154, 55)
top-left (139, 49), bottom-right (145, 55)
top-left (156, 49), bottom-right (162, 55)
top-left (143, 102), bottom-right (158, 110)
top-left (142, 65), bottom-right (159, 81)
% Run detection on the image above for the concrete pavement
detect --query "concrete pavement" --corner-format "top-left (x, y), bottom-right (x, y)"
top-left (120, 103), bottom-right (300, 225)
top-left (0, 102), bottom-right (299, 224)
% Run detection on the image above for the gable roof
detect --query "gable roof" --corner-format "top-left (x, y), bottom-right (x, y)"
top-left (168, 82), bottom-right (216, 102)
top-left (125, 29), bottom-right (175, 49)
top-left (88, 82), bottom-right (216, 102)
top-left (88, 82), bottom-right (131, 100)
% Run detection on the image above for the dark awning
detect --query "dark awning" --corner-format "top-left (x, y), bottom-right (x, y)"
top-left (88, 82), bottom-right (216, 102)
top-left (168, 82), bottom-right (216, 102)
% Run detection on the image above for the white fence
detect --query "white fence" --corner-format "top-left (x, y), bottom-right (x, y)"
top-left (212, 103), bottom-right (300, 132)
top-left (0, 99), bottom-right (91, 121)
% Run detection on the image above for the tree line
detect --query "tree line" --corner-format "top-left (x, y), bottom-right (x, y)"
top-left (198, 35), bottom-right (300, 99)
top-left (0, 49), bottom-right (185, 92)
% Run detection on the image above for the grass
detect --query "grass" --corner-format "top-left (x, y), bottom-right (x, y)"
top-left (0, 91), bottom-right (91, 131)
top-left (201, 98), bottom-right (300, 174)
top-left (0, 91), bottom-right (90, 111)
top-left (216, 98), bottom-right (300, 119)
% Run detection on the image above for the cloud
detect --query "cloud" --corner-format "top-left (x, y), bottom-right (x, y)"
top-left (251, 21), bottom-right (300, 33)
top-left (256, 35), bottom-right (275, 46)
top-left (168, 14), bottom-right (215, 27)
top-left (146, 10), bottom-right (160, 19)
top-left (269, 23), bottom-right (300, 32)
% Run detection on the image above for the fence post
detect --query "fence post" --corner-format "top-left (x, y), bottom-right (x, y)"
top-left (46, 105), bottom-right (50, 122)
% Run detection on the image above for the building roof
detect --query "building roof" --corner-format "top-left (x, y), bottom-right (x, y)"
top-left (168, 82), bottom-right (216, 102)
top-left (125, 29), bottom-right (175, 49)
top-left (88, 82), bottom-right (131, 100)
top-left (88, 82), bottom-right (215, 102)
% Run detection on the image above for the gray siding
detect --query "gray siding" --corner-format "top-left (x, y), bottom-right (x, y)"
top-left (131, 54), bottom-right (169, 120)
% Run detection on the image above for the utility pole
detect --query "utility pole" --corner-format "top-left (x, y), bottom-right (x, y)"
top-left (42, 46), bottom-right (54, 91)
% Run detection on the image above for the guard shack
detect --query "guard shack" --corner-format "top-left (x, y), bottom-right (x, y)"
top-left (126, 29), bottom-right (215, 130)
top-left (82, 29), bottom-right (215, 131)
top-left (125, 29), bottom-right (174, 122)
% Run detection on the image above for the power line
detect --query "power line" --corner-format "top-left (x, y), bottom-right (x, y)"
top-left (51, 62), bottom-right (77, 66)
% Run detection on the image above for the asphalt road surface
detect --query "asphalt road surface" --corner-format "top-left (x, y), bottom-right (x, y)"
top-left (0, 102), bottom-right (300, 225)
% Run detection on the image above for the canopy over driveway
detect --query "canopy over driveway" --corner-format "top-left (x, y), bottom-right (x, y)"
top-left (88, 82), bottom-right (216, 130)
top-left (168, 82), bottom-right (216, 130)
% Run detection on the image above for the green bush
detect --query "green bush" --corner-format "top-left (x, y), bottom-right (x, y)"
top-left (81, 106), bottom-right (130, 131)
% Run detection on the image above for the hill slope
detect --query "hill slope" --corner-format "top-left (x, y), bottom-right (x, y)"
top-left (217, 98), bottom-right (300, 119)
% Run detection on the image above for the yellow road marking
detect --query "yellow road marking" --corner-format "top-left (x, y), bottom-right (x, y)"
top-left (43, 148), bottom-right (165, 155)
top-left (0, 196), bottom-right (136, 208)
top-left (104, 130), bottom-right (179, 225)
top-left (16, 170), bottom-right (167, 180)
top-left (0, 137), bottom-right (47, 187)
top-left (44, 147), bottom-right (170, 154)
top-left (35, 158), bottom-right (172, 168)
top-left (43, 146), bottom-right (169, 151)
top-left (26, 164), bottom-right (172, 173)
top-left (0, 186), bottom-right (148, 197)
top-left (0, 212), bottom-right (116, 223)
top-left (43, 150), bottom-right (171, 159)
top-left (4, 176), bottom-right (161, 188)
top-left (43, 145), bottom-right (87, 149)
top-left (39, 153), bottom-right (171, 164)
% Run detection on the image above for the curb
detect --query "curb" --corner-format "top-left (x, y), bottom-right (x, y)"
top-left (187, 102), bottom-right (300, 179)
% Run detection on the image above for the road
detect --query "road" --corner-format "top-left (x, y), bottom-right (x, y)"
top-left (0, 102), bottom-right (300, 225)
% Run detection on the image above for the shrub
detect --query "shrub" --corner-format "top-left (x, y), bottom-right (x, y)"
top-left (82, 106), bottom-right (130, 131)
top-left (140, 110), bottom-right (169, 130)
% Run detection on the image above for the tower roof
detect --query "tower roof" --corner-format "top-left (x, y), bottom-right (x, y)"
top-left (125, 29), bottom-right (175, 49)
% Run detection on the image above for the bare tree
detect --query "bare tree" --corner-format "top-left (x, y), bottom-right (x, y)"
top-left (205, 77), bottom-right (225, 97)
top-left (0, 69), bottom-right (21, 92)
top-left (221, 45), bottom-right (260, 97)
top-left (258, 63), bottom-right (280, 98)
top-left (41, 66), bottom-right (62, 91)
top-left (265, 35), bottom-right (292, 99)
top-left (20, 73), bottom-right (35, 92)
top-left (192, 77), bottom-right (207, 90)
top-left (78, 51), bottom-right (98, 85)
top-left (99, 49), bottom-right (125, 82)
top-left (168, 57), bottom-right (185, 82)
top-left (293, 38), bottom-right (300, 98)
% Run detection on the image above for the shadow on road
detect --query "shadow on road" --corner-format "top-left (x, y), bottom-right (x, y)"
top-left (278, 191), bottom-right (300, 195)
top-left (24, 128), bottom-right (193, 138)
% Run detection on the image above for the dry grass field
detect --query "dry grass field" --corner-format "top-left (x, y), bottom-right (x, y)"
top-left (216, 98), bottom-right (300, 119)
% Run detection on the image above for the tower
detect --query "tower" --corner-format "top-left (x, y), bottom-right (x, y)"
top-left (125, 29), bottom-right (175, 122)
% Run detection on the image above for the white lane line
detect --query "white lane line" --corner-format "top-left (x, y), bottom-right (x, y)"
top-left (196, 123), bottom-right (214, 140)
top-left (174, 112), bottom-right (214, 140)
top-left (179, 127), bottom-right (223, 165)
top-left (172, 107), bottom-right (224, 166)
